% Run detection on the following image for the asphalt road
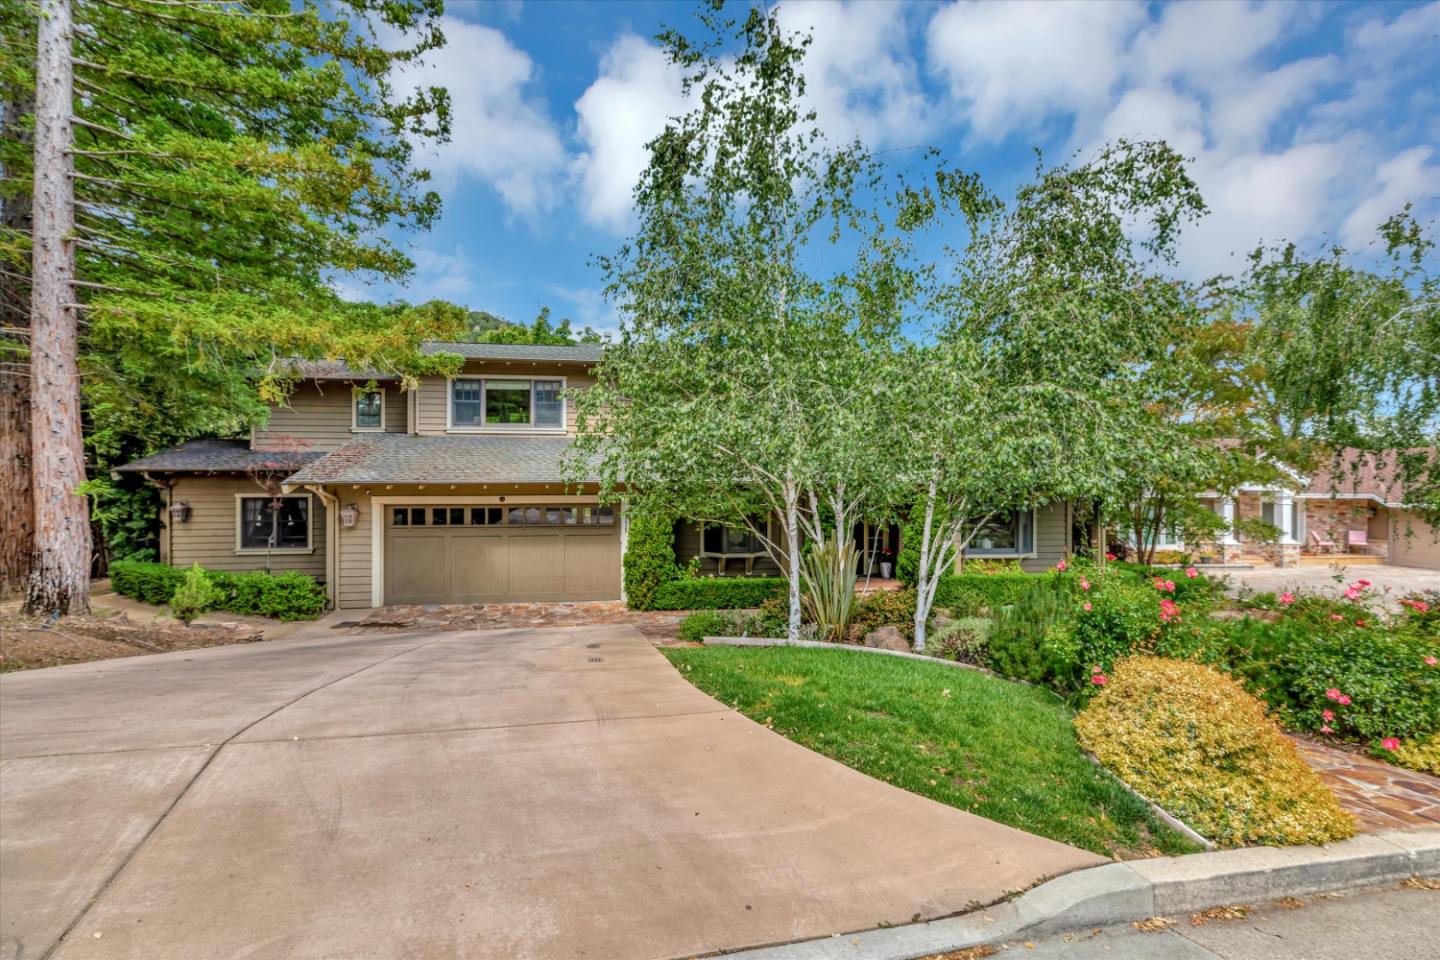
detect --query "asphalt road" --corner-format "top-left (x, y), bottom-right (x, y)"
top-left (992, 881), bottom-right (1440, 959)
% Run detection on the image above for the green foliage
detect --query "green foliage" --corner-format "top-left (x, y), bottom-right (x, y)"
top-left (1076, 656), bottom-right (1355, 847)
top-left (986, 579), bottom-right (1071, 683)
top-left (622, 511), bottom-right (680, 611)
top-left (1057, 582), bottom-right (1163, 691)
top-left (677, 611), bottom-right (741, 644)
top-left (934, 572), bottom-right (1062, 615)
top-left (800, 540), bottom-right (858, 642)
top-left (110, 560), bottom-right (326, 620)
top-left (895, 501), bottom-right (944, 587)
top-left (851, 589), bottom-right (919, 641)
top-left (78, 477), bottom-right (160, 564)
top-left (650, 577), bottom-right (788, 611)
top-left (924, 617), bottom-right (991, 665)
top-left (470, 306), bottom-right (602, 345)
top-left (170, 564), bottom-right (220, 625)
top-left (1284, 628), bottom-right (1439, 742)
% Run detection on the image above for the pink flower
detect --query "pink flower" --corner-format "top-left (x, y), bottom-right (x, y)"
top-left (1322, 709), bottom-right (1334, 722)
top-left (1321, 724), bottom-right (1334, 734)
top-left (1344, 587), bottom-right (1361, 601)
top-left (1357, 579), bottom-right (1372, 588)
top-left (1159, 598), bottom-right (1181, 623)
top-left (1105, 552), bottom-right (1116, 561)
top-left (1280, 592), bottom-right (1295, 605)
top-left (1055, 559), bottom-right (1067, 572)
top-left (1165, 580), bottom-right (1176, 592)
top-left (1381, 737), bottom-right (1400, 752)
top-left (1401, 598), bottom-right (1431, 613)
top-left (1091, 673), bottom-right (1108, 686)
top-left (1153, 577), bottom-right (1175, 593)
top-left (1330, 614), bottom-right (1344, 622)
top-left (1355, 619), bottom-right (1366, 627)
top-left (1185, 566), bottom-right (1199, 579)
top-left (1325, 688), bottom-right (1343, 701)
top-left (1425, 656), bottom-right (1437, 667)
top-left (1338, 695), bottom-right (1352, 706)
top-left (1079, 577), bottom-right (1091, 591)
top-left (1082, 601), bottom-right (1092, 612)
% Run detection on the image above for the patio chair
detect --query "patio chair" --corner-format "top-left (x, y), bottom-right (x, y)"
top-left (1347, 529), bottom-right (1369, 554)
top-left (1309, 530), bottom-right (1336, 554)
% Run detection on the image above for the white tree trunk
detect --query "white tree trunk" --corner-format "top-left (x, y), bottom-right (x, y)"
top-left (912, 483), bottom-right (937, 652)
top-left (25, 0), bottom-right (90, 615)
top-left (784, 478), bottom-right (802, 643)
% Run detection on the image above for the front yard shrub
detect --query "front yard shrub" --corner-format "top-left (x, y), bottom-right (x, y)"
top-left (1387, 732), bottom-right (1440, 775)
top-left (678, 611), bottom-right (744, 643)
top-left (110, 559), bottom-right (185, 605)
top-left (850, 588), bottom-right (918, 641)
top-left (622, 511), bottom-right (680, 610)
top-left (924, 616), bottom-right (990, 664)
top-left (170, 564), bottom-right (220, 624)
top-left (650, 576), bottom-right (788, 610)
top-left (935, 572), bottom-right (1060, 615)
top-left (1283, 627), bottom-right (1440, 743)
top-left (987, 578), bottom-right (1071, 683)
top-left (1055, 582), bottom-right (1164, 691)
top-left (110, 560), bottom-right (326, 621)
top-left (1075, 656), bottom-right (1356, 848)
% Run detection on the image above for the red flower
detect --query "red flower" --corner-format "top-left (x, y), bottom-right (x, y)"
top-left (1325, 688), bottom-right (1343, 701)
top-left (1159, 598), bottom-right (1181, 623)
top-left (1322, 709), bottom-right (1334, 722)
top-left (1279, 592), bottom-right (1295, 605)
top-left (1105, 552), bottom-right (1116, 561)
top-left (1381, 737), bottom-right (1400, 752)
top-left (1055, 559), bottom-right (1068, 572)
top-left (1185, 566), bottom-right (1199, 579)
top-left (1091, 673), bottom-right (1108, 686)
top-left (1338, 694), bottom-right (1352, 706)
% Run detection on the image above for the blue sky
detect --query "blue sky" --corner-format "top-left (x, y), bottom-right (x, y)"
top-left (336, 0), bottom-right (1440, 336)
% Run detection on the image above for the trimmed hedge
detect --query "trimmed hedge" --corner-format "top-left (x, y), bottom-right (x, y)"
top-left (623, 511), bottom-right (680, 610)
top-left (935, 571), bottom-right (1067, 614)
top-left (110, 560), bottom-right (327, 621)
top-left (650, 576), bottom-right (788, 611)
top-left (1076, 656), bottom-right (1356, 848)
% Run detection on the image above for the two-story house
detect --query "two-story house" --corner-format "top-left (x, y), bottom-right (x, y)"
top-left (116, 341), bottom-right (1080, 609)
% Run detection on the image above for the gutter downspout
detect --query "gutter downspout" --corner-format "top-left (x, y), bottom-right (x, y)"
top-left (301, 483), bottom-right (339, 610)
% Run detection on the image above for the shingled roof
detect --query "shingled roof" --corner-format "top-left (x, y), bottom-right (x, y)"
top-left (113, 439), bottom-right (326, 475)
top-left (283, 434), bottom-right (597, 485)
top-left (420, 341), bottom-right (605, 363)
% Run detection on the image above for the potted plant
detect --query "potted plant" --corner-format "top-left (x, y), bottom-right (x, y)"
top-left (877, 547), bottom-right (895, 580)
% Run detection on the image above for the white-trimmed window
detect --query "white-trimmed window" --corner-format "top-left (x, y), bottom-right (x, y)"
top-left (237, 494), bottom-right (312, 552)
top-left (353, 387), bottom-right (385, 431)
top-left (966, 508), bottom-right (1035, 557)
top-left (450, 377), bottom-right (565, 430)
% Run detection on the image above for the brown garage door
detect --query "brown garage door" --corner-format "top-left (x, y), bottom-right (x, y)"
top-left (384, 504), bottom-right (621, 604)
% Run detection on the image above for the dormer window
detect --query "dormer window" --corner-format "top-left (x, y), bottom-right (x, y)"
top-left (353, 387), bottom-right (384, 431)
top-left (450, 377), bottom-right (565, 430)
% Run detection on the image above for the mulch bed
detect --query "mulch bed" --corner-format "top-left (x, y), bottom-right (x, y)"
top-left (0, 613), bottom-right (265, 673)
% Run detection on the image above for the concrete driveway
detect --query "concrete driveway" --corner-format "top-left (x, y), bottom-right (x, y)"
top-left (1224, 563), bottom-right (1440, 608)
top-left (1, 623), bottom-right (1102, 960)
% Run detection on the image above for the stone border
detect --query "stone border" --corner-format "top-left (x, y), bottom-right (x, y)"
top-left (700, 636), bottom-right (1217, 850)
top-left (716, 829), bottom-right (1440, 960)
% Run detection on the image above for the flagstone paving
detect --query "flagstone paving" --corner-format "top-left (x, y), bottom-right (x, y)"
top-left (1292, 735), bottom-right (1440, 831)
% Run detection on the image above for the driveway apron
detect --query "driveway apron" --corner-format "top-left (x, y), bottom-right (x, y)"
top-left (1, 623), bottom-right (1102, 960)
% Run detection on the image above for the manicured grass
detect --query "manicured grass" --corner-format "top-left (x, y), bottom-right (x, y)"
top-left (664, 645), bottom-right (1200, 858)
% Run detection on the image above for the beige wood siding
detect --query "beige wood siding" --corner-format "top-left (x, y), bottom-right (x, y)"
top-left (415, 361), bottom-right (595, 437)
top-left (1391, 510), bottom-right (1440, 570)
top-left (254, 381), bottom-right (405, 451)
top-left (953, 502), bottom-right (1070, 573)
top-left (163, 477), bottom-right (326, 578)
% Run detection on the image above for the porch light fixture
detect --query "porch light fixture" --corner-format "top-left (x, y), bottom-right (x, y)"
top-left (340, 503), bottom-right (361, 528)
top-left (168, 501), bottom-right (191, 523)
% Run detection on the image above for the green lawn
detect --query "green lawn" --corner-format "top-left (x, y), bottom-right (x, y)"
top-left (664, 645), bottom-right (1200, 859)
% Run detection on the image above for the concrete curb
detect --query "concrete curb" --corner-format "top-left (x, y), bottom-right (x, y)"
top-left (714, 828), bottom-right (1439, 960)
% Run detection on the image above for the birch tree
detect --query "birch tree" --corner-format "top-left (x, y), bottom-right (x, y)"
top-left (568, 5), bottom-right (902, 641)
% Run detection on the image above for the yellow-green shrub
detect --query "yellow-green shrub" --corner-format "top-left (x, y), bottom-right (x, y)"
top-left (1075, 656), bottom-right (1356, 848)
top-left (1388, 733), bottom-right (1440, 776)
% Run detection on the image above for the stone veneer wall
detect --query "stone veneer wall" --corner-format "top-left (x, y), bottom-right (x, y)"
top-left (1303, 499), bottom-right (1389, 556)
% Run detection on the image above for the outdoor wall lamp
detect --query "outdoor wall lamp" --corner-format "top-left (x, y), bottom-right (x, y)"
top-left (340, 503), bottom-right (361, 528)
top-left (168, 501), bottom-right (191, 523)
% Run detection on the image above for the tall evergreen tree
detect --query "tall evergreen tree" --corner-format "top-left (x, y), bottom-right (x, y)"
top-left (1, 0), bottom-right (461, 611)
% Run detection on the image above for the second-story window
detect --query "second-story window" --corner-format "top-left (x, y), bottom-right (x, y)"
top-left (451, 378), bottom-right (564, 429)
top-left (353, 388), bottom-right (384, 430)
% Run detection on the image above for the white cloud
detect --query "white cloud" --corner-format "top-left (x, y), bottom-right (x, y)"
top-left (390, 16), bottom-right (565, 215)
top-left (1341, 146), bottom-right (1439, 249)
top-left (571, 34), bottom-right (690, 233)
top-left (926, 0), bottom-right (1145, 140)
top-left (776, 1), bottom-right (930, 146)
top-left (410, 245), bottom-right (476, 298)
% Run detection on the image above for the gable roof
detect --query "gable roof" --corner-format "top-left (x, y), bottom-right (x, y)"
top-left (112, 439), bottom-right (325, 475)
top-left (283, 434), bottom-right (596, 485)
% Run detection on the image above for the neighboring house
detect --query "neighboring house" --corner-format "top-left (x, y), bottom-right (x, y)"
top-left (1140, 450), bottom-right (1440, 570)
top-left (116, 341), bottom-right (1081, 609)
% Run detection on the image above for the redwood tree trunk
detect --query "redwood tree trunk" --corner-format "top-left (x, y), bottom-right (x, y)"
top-left (1, 91), bottom-right (35, 599)
top-left (25, 0), bottom-right (90, 615)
